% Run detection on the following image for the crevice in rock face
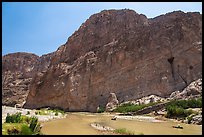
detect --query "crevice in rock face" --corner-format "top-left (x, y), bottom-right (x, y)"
top-left (167, 57), bottom-right (175, 80)
top-left (167, 57), bottom-right (174, 64)
top-left (177, 65), bottom-right (188, 86)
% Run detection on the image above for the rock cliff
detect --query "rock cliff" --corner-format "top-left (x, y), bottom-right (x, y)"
top-left (5, 9), bottom-right (202, 112)
top-left (2, 52), bottom-right (53, 106)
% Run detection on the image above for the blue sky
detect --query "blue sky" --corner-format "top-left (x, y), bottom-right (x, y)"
top-left (2, 2), bottom-right (202, 56)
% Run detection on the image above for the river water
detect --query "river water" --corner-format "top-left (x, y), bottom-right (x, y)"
top-left (41, 112), bottom-right (202, 135)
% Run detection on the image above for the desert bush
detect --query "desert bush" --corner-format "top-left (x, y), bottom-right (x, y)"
top-left (114, 128), bottom-right (134, 135)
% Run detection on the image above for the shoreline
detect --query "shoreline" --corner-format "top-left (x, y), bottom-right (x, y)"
top-left (2, 106), bottom-right (67, 123)
top-left (2, 105), bottom-right (201, 126)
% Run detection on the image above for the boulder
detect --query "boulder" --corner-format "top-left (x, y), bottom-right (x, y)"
top-left (169, 79), bottom-right (202, 99)
top-left (169, 91), bottom-right (180, 99)
top-left (191, 115), bottom-right (202, 125)
top-left (181, 79), bottom-right (202, 96)
top-left (105, 93), bottom-right (119, 112)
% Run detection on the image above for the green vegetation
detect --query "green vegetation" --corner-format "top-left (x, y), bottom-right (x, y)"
top-left (35, 109), bottom-right (48, 115)
top-left (2, 113), bottom-right (42, 135)
top-left (20, 124), bottom-right (33, 135)
top-left (97, 106), bottom-right (105, 113)
top-left (5, 112), bottom-right (22, 123)
top-left (165, 105), bottom-right (193, 118)
top-left (2, 123), bottom-right (22, 135)
top-left (29, 117), bottom-right (38, 132)
top-left (165, 98), bottom-right (202, 118)
top-left (166, 97), bottom-right (202, 109)
top-left (26, 111), bottom-right (30, 115)
top-left (113, 102), bottom-right (158, 113)
top-left (114, 128), bottom-right (135, 135)
top-left (35, 108), bottom-right (65, 115)
top-left (51, 108), bottom-right (65, 115)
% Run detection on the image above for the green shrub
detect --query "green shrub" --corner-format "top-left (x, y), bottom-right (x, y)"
top-left (29, 116), bottom-right (38, 132)
top-left (3, 115), bottom-right (41, 135)
top-left (55, 112), bottom-right (58, 116)
top-left (165, 105), bottom-right (193, 118)
top-left (165, 99), bottom-right (200, 118)
top-left (20, 124), bottom-right (33, 135)
top-left (113, 102), bottom-right (158, 113)
top-left (26, 111), bottom-right (30, 115)
top-left (38, 108), bottom-right (65, 115)
top-left (20, 115), bottom-right (31, 124)
top-left (114, 128), bottom-right (134, 135)
top-left (5, 113), bottom-right (11, 123)
top-left (167, 98), bottom-right (202, 109)
top-left (51, 108), bottom-right (65, 115)
top-left (33, 123), bottom-right (42, 135)
top-left (5, 113), bottom-right (22, 123)
top-left (97, 106), bottom-right (105, 113)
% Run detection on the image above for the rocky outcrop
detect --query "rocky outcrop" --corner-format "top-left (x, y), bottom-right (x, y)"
top-left (22, 9), bottom-right (202, 112)
top-left (121, 95), bottom-right (167, 106)
top-left (191, 115), bottom-right (202, 125)
top-left (105, 93), bottom-right (119, 112)
top-left (2, 52), bottom-right (54, 106)
top-left (169, 78), bottom-right (202, 99)
top-left (2, 52), bottom-right (39, 106)
top-left (133, 102), bottom-right (169, 115)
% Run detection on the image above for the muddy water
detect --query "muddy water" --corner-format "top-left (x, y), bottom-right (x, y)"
top-left (41, 112), bottom-right (202, 135)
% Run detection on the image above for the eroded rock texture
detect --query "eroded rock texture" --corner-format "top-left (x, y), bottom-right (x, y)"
top-left (23, 10), bottom-right (202, 112)
top-left (2, 52), bottom-right (53, 106)
top-left (105, 93), bottom-right (119, 112)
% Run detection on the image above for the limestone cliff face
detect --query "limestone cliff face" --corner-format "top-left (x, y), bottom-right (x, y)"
top-left (24, 10), bottom-right (202, 112)
top-left (2, 52), bottom-right (39, 106)
top-left (2, 52), bottom-right (54, 106)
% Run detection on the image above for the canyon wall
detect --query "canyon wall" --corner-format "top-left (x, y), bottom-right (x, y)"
top-left (3, 10), bottom-right (201, 112)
